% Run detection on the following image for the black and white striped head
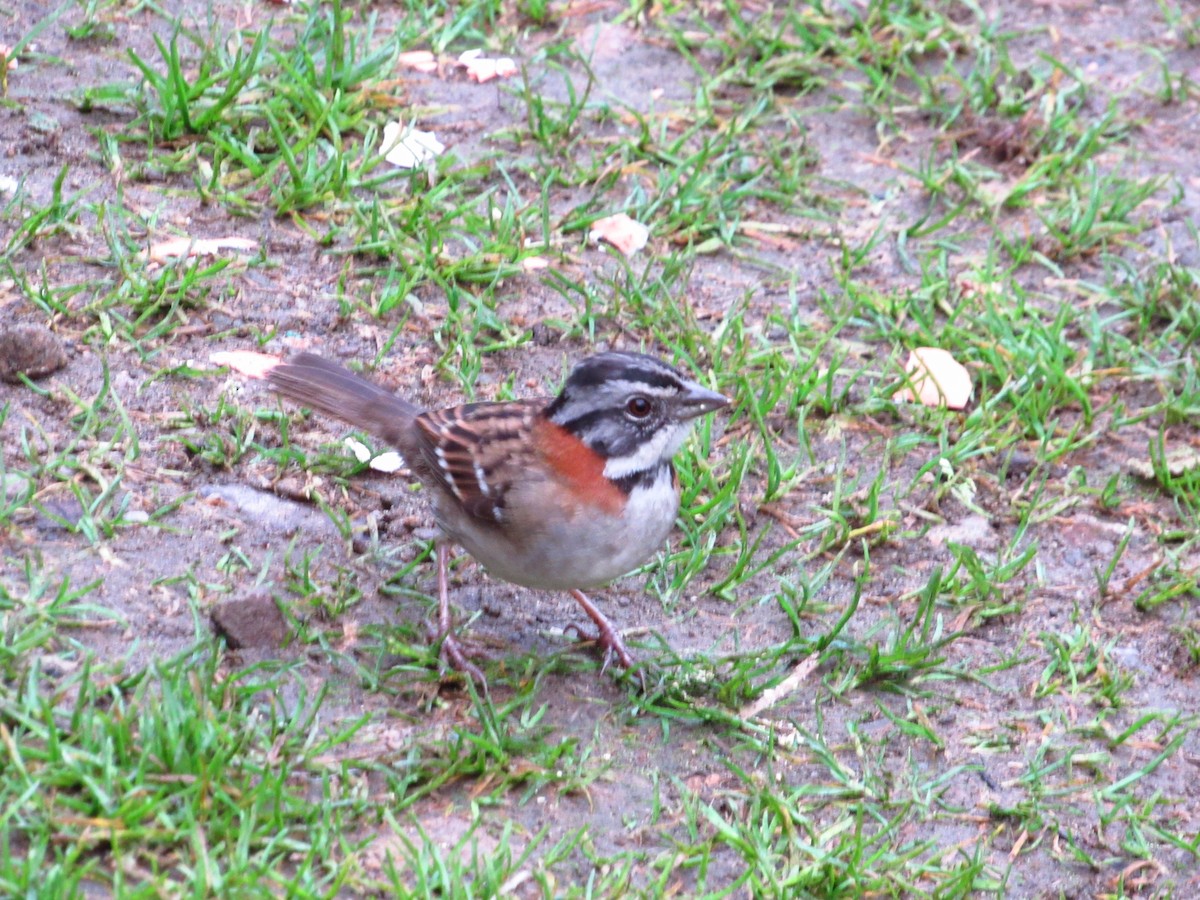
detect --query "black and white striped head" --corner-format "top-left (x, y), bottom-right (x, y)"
top-left (545, 352), bottom-right (729, 479)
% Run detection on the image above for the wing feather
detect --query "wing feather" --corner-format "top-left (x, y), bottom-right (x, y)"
top-left (416, 400), bottom-right (544, 524)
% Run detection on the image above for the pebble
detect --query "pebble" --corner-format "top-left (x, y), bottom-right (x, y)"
top-left (210, 594), bottom-right (290, 649)
top-left (0, 323), bottom-right (68, 383)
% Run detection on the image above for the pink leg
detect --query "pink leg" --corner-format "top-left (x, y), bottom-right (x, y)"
top-left (568, 589), bottom-right (637, 673)
top-left (434, 541), bottom-right (485, 684)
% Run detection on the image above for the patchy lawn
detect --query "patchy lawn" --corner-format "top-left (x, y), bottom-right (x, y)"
top-left (2, 0), bottom-right (1199, 896)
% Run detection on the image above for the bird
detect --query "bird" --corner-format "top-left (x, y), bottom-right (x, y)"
top-left (264, 350), bottom-right (729, 681)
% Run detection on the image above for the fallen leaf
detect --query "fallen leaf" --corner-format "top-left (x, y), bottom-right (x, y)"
top-left (738, 653), bottom-right (820, 719)
top-left (1126, 446), bottom-right (1200, 480)
top-left (380, 121), bottom-right (445, 169)
top-left (210, 350), bottom-right (280, 379)
top-left (344, 437), bottom-right (372, 464)
top-left (339, 619), bottom-right (360, 651)
top-left (141, 236), bottom-right (258, 265)
top-left (589, 213), bottom-right (650, 256)
top-left (458, 49), bottom-right (517, 83)
top-left (572, 23), bottom-right (636, 61)
top-left (896, 347), bottom-right (973, 409)
top-left (740, 226), bottom-right (803, 252)
top-left (344, 438), bottom-right (405, 474)
top-left (397, 50), bottom-right (437, 73)
top-left (369, 452), bottom-right (405, 474)
top-left (925, 514), bottom-right (997, 549)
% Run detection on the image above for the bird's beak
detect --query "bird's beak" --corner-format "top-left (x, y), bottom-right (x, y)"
top-left (677, 380), bottom-right (730, 418)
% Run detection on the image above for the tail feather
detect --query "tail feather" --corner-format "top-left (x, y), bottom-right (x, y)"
top-left (267, 353), bottom-right (423, 457)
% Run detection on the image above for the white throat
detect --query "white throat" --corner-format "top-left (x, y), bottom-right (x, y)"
top-left (602, 421), bottom-right (694, 479)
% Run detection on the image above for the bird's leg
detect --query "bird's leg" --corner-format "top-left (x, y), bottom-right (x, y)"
top-left (567, 589), bottom-right (637, 673)
top-left (433, 540), bottom-right (485, 684)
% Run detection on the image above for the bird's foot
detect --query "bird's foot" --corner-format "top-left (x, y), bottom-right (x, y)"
top-left (564, 620), bottom-right (636, 672)
top-left (566, 590), bottom-right (646, 689)
top-left (428, 624), bottom-right (487, 686)
top-left (433, 540), bottom-right (487, 688)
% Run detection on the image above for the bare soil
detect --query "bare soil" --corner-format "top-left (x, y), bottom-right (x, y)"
top-left (3, 0), bottom-right (1199, 896)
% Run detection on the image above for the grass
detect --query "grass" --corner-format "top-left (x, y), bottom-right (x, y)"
top-left (2, 0), bottom-right (1199, 895)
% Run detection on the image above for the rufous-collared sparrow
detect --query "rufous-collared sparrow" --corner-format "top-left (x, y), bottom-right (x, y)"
top-left (263, 350), bottom-right (729, 680)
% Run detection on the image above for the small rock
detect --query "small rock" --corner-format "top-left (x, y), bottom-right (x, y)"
top-left (198, 483), bottom-right (334, 536)
top-left (1003, 449), bottom-right (1037, 479)
top-left (36, 496), bottom-right (85, 531)
top-left (926, 514), bottom-right (998, 550)
top-left (272, 476), bottom-right (314, 503)
top-left (211, 594), bottom-right (289, 649)
top-left (1110, 645), bottom-right (1148, 673)
top-left (0, 324), bottom-right (69, 383)
top-left (531, 322), bottom-right (555, 346)
top-left (37, 653), bottom-right (78, 678)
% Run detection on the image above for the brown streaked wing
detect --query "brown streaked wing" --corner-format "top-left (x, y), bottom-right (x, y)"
top-left (415, 399), bottom-right (544, 524)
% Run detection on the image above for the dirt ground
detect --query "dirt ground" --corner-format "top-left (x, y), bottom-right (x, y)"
top-left (3, 0), bottom-right (1200, 896)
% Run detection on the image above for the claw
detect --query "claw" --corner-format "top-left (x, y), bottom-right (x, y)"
top-left (436, 630), bottom-right (486, 684)
top-left (567, 590), bottom-right (647, 689)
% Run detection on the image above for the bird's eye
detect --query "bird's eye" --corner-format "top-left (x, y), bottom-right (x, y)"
top-left (626, 396), bottom-right (652, 419)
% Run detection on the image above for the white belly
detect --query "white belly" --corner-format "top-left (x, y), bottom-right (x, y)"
top-left (438, 467), bottom-right (679, 590)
